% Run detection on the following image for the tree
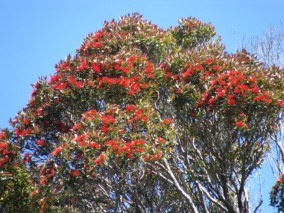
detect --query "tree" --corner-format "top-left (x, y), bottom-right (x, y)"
top-left (2, 14), bottom-right (284, 212)
top-left (0, 129), bottom-right (41, 212)
top-left (243, 25), bottom-right (284, 212)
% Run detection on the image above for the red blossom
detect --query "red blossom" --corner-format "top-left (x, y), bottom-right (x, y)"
top-left (72, 123), bottom-right (82, 131)
top-left (77, 60), bottom-right (88, 71)
top-left (67, 76), bottom-right (77, 84)
top-left (53, 82), bottom-right (68, 90)
top-left (126, 104), bottom-right (135, 112)
top-left (217, 91), bottom-right (225, 98)
top-left (95, 154), bottom-right (106, 165)
top-left (235, 121), bottom-right (244, 128)
top-left (51, 146), bottom-right (63, 157)
top-left (131, 139), bottom-right (145, 146)
top-left (101, 115), bottom-right (116, 124)
top-left (91, 64), bottom-right (101, 73)
top-left (0, 142), bottom-right (8, 150)
top-left (196, 64), bottom-right (203, 71)
top-left (75, 81), bottom-right (84, 89)
top-left (93, 31), bottom-right (103, 41)
top-left (0, 132), bottom-right (5, 139)
top-left (127, 56), bottom-right (136, 66)
top-left (157, 137), bottom-right (166, 144)
top-left (37, 140), bottom-right (45, 146)
top-left (15, 128), bottom-right (33, 137)
top-left (183, 67), bottom-right (194, 79)
top-left (40, 176), bottom-right (47, 186)
top-left (162, 118), bottom-right (174, 124)
top-left (152, 151), bottom-right (162, 161)
top-left (128, 83), bottom-right (141, 96)
top-left (75, 134), bottom-right (88, 143)
top-left (23, 118), bottom-right (30, 125)
top-left (253, 95), bottom-right (272, 104)
top-left (101, 125), bottom-right (108, 133)
top-left (82, 109), bottom-right (98, 121)
top-left (71, 170), bottom-right (80, 177)
top-left (277, 99), bottom-right (284, 107)
top-left (208, 97), bottom-right (215, 105)
top-left (89, 141), bottom-right (100, 149)
top-left (211, 65), bottom-right (220, 72)
top-left (49, 74), bottom-right (61, 83)
top-left (92, 42), bottom-right (102, 49)
top-left (204, 58), bottom-right (213, 65)
top-left (228, 98), bottom-right (236, 106)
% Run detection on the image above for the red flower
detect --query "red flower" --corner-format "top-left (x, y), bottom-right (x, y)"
top-left (51, 146), bottom-right (63, 157)
top-left (204, 58), bottom-right (213, 65)
top-left (0, 142), bottom-right (8, 150)
top-left (196, 64), bottom-right (203, 71)
top-left (128, 83), bottom-right (141, 96)
top-left (67, 76), bottom-right (77, 84)
top-left (82, 109), bottom-right (98, 121)
top-left (92, 42), bottom-right (102, 49)
top-left (127, 56), bottom-right (136, 66)
top-left (91, 64), bottom-right (101, 73)
top-left (95, 154), bottom-right (106, 165)
top-left (162, 118), bottom-right (174, 124)
top-left (89, 141), bottom-right (100, 149)
top-left (101, 115), bottom-right (116, 124)
top-left (40, 176), bottom-right (47, 186)
top-left (0, 132), bottom-right (5, 139)
top-left (253, 95), bottom-right (272, 104)
top-left (211, 80), bottom-right (218, 86)
top-left (152, 151), bottom-right (162, 161)
top-left (101, 125), bottom-right (108, 133)
top-left (72, 123), bottom-right (82, 131)
top-left (77, 60), bottom-right (88, 71)
top-left (75, 134), bottom-right (88, 143)
top-left (208, 97), bottom-right (215, 105)
top-left (228, 99), bottom-right (236, 106)
top-left (49, 74), bottom-right (61, 83)
top-left (235, 121), bottom-right (244, 128)
top-left (126, 105), bottom-right (135, 112)
top-left (277, 100), bottom-right (284, 107)
top-left (131, 139), bottom-right (145, 146)
top-left (250, 87), bottom-right (260, 94)
top-left (71, 170), bottom-right (80, 177)
top-left (53, 82), bottom-right (68, 90)
top-left (37, 140), bottom-right (45, 146)
top-left (157, 137), bottom-right (166, 144)
top-left (93, 31), bottom-right (103, 41)
top-left (212, 65), bottom-right (220, 71)
top-left (183, 68), bottom-right (194, 79)
top-left (75, 81), bottom-right (84, 89)
top-left (217, 91), bottom-right (225, 98)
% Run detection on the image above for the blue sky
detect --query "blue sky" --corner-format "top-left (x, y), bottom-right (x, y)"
top-left (0, 0), bottom-right (283, 211)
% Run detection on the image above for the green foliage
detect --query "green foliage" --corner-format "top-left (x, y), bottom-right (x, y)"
top-left (270, 173), bottom-right (284, 212)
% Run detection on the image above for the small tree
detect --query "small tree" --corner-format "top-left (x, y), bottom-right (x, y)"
top-left (5, 14), bottom-right (284, 212)
top-left (0, 129), bottom-right (40, 212)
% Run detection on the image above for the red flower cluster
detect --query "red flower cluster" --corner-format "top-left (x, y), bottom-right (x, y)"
top-left (51, 146), bottom-right (63, 157)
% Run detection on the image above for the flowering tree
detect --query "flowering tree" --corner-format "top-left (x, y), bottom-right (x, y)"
top-left (0, 129), bottom-right (40, 212)
top-left (3, 14), bottom-right (284, 212)
top-left (243, 25), bottom-right (284, 212)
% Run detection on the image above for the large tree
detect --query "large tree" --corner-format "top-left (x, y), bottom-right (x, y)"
top-left (1, 14), bottom-right (284, 212)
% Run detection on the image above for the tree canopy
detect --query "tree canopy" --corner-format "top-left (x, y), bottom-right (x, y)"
top-left (1, 13), bottom-right (284, 212)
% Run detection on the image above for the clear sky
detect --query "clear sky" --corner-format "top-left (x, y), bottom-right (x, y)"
top-left (0, 0), bottom-right (283, 211)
